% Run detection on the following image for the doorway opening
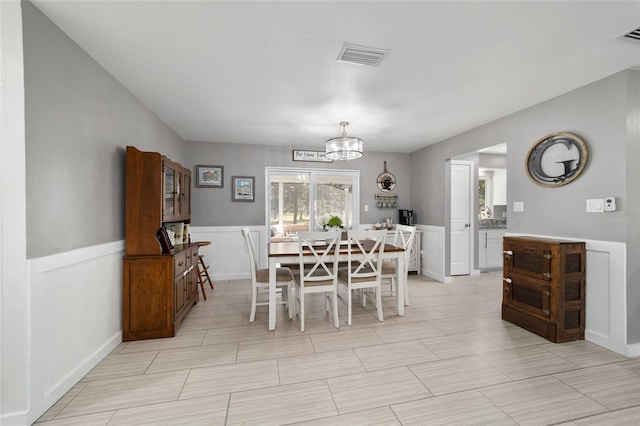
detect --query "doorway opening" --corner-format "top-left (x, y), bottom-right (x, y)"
top-left (448, 144), bottom-right (507, 277)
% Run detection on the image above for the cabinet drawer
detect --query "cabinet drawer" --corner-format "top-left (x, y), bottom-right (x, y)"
top-left (504, 244), bottom-right (552, 281)
top-left (503, 274), bottom-right (553, 321)
top-left (189, 247), bottom-right (199, 268)
top-left (174, 251), bottom-right (187, 277)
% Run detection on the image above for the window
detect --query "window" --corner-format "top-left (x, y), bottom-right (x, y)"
top-left (266, 168), bottom-right (359, 240)
top-left (479, 169), bottom-right (493, 219)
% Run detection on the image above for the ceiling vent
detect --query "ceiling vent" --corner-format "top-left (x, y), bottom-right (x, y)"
top-left (337, 43), bottom-right (389, 67)
top-left (621, 27), bottom-right (640, 43)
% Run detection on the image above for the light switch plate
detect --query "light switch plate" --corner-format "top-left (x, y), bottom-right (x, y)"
top-left (513, 201), bottom-right (524, 212)
top-left (586, 199), bottom-right (604, 212)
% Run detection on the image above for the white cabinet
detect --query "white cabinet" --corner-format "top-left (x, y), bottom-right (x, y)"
top-left (479, 229), bottom-right (505, 270)
top-left (385, 230), bottom-right (421, 274)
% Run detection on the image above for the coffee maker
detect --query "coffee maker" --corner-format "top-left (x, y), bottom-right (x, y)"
top-left (399, 209), bottom-right (414, 226)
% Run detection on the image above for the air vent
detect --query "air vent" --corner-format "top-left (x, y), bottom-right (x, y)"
top-left (337, 43), bottom-right (389, 67)
top-left (622, 27), bottom-right (640, 43)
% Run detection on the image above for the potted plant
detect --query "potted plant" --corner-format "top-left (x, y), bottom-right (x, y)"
top-left (322, 214), bottom-right (343, 231)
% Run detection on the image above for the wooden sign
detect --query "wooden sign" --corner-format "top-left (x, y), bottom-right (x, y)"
top-left (292, 150), bottom-right (333, 163)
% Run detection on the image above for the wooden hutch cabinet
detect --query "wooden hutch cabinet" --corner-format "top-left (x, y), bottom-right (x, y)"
top-left (123, 146), bottom-right (199, 341)
top-left (502, 236), bottom-right (585, 343)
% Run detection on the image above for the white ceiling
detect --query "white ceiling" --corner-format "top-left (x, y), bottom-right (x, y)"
top-left (31, 1), bottom-right (640, 154)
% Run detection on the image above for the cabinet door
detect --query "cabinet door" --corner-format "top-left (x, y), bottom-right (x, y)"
top-left (174, 275), bottom-right (187, 317)
top-left (503, 273), bottom-right (553, 321)
top-left (182, 169), bottom-right (191, 220)
top-left (504, 241), bottom-right (552, 281)
top-left (407, 236), bottom-right (419, 272)
top-left (486, 230), bottom-right (505, 268)
top-left (386, 230), bottom-right (419, 272)
top-left (163, 159), bottom-right (179, 222)
top-left (189, 259), bottom-right (199, 301)
top-left (174, 167), bottom-right (183, 219)
top-left (478, 231), bottom-right (487, 269)
top-left (123, 256), bottom-right (173, 341)
top-left (162, 158), bottom-right (182, 222)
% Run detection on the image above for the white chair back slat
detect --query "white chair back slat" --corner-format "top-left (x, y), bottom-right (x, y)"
top-left (241, 228), bottom-right (258, 283)
top-left (297, 231), bottom-right (341, 283)
top-left (394, 224), bottom-right (416, 273)
top-left (347, 229), bottom-right (387, 281)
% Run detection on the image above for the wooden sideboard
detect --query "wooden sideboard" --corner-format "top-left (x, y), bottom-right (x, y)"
top-left (123, 146), bottom-right (198, 341)
top-left (502, 236), bottom-right (585, 343)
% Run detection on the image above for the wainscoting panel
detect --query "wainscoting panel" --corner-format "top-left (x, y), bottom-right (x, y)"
top-left (585, 250), bottom-right (611, 340)
top-left (506, 233), bottom-right (634, 356)
top-left (194, 224), bottom-right (449, 283)
top-left (418, 225), bottom-right (447, 283)
top-left (28, 240), bottom-right (124, 423)
top-left (190, 226), bottom-right (267, 281)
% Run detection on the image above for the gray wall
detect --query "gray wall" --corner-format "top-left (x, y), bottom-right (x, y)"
top-left (479, 153), bottom-right (507, 168)
top-left (22, 1), bottom-right (185, 258)
top-left (186, 141), bottom-right (411, 226)
top-left (411, 71), bottom-right (631, 242)
top-left (410, 69), bottom-right (639, 343)
top-left (625, 71), bottom-right (640, 343)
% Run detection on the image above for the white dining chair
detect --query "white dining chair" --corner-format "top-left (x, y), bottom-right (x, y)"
top-left (381, 224), bottom-right (416, 306)
top-left (241, 228), bottom-right (294, 322)
top-left (294, 231), bottom-right (341, 332)
top-left (338, 229), bottom-right (387, 326)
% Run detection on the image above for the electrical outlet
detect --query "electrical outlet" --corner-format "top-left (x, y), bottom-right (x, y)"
top-left (513, 201), bottom-right (524, 212)
top-left (604, 197), bottom-right (616, 212)
top-left (364, 204), bottom-right (369, 212)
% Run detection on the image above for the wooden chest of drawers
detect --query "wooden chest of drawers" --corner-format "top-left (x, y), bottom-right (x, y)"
top-left (502, 236), bottom-right (585, 343)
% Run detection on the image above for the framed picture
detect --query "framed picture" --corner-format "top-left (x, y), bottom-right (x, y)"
top-left (196, 165), bottom-right (223, 188)
top-left (232, 176), bottom-right (255, 202)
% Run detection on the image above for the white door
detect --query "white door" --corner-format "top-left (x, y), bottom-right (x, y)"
top-left (451, 162), bottom-right (471, 275)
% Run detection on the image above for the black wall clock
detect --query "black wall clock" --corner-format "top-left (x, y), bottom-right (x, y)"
top-left (377, 161), bottom-right (396, 192)
top-left (526, 132), bottom-right (589, 187)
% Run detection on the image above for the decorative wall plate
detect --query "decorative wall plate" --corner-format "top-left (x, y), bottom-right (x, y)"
top-left (377, 161), bottom-right (396, 192)
top-left (526, 132), bottom-right (589, 187)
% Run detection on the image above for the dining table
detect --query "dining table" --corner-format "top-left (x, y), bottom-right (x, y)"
top-left (267, 239), bottom-right (406, 331)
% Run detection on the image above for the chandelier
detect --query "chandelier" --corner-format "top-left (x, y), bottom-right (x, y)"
top-left (325, 121), bottom-right (363, 161)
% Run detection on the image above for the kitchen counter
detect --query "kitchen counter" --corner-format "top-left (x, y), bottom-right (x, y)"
top-left (479, 219), bottom-right (506, 229)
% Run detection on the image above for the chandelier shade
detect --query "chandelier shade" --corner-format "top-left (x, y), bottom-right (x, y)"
top-left (325, 122), bottom-right (363, 161)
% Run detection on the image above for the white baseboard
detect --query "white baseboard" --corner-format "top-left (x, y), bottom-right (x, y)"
top-left (586, 331), bottom-right (640, 357)
top-left (43, 332), bottom-right (121, 404)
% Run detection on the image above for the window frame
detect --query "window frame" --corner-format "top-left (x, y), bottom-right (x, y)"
top-left (265, 167), bottom-right (360, 236)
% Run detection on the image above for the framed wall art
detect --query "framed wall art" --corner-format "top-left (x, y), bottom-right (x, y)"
top-left (525, 132), bottom-right (588, 187)
top-left (232, 176), bottom-right (255, 202)
top-left (196, 165), bottom-right (223, 188)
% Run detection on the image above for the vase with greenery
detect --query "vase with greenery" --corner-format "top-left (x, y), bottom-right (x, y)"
top-left (322, 215), bottom-right (343, 231)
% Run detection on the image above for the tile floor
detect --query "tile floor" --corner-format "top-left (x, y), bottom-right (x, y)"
top-left (36, 273), bottom-right (640, 425)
